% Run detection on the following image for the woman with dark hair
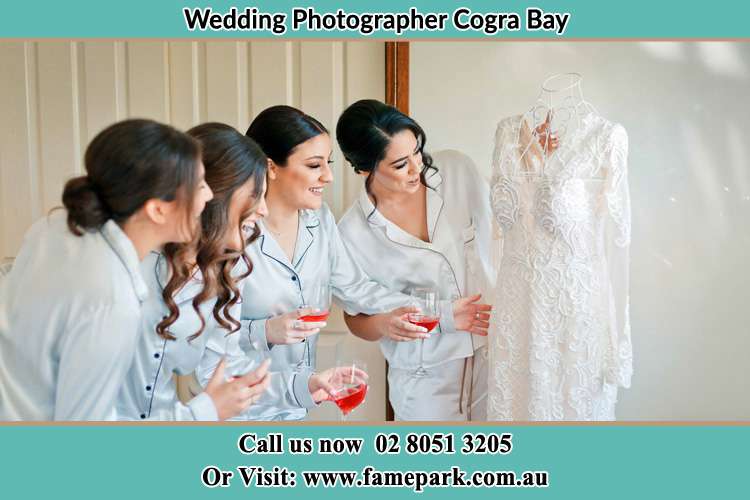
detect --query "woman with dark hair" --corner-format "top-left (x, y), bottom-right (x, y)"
top-left (195, 105), bottom-right (412, 421)
top-left (116, 123), bottom-right (272, 421)
top-left (336, 99), bottom-right (494, 421)
top-left (0, 119), bottom-right (212, 421)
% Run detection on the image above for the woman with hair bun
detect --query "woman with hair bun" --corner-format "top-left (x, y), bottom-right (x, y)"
top-left (116, 123), bottom-right (272, 421)
top-left (0, 119), bottom-right (212, 421)
top-left (336, 100), bottom-right (494, 421)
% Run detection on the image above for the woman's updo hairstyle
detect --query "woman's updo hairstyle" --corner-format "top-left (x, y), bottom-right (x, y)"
top-left (62, 118), bottom-right (201, 236)
top-left (245, 105), bottom-right (328, 166)
top-left (335, 99), bottom-right (437, 210)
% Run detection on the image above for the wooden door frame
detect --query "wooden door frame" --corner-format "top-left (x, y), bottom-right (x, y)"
top-left (386, 42), bottom-right (410, 115)
top-left (384, 41), bottom-right (410, 422)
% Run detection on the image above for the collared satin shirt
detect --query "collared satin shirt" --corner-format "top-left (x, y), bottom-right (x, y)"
top-left (196, 203), bottom-right (413, 421)
top-left (115, 252), bottom-right (219, 421)
top-left (337, 150), bottom-right (496, 370)
top-left (0, 211), bottom-right (148, 421)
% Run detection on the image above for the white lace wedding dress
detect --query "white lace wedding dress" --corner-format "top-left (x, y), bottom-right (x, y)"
top-left (488, 109), bottom-right (632, 421)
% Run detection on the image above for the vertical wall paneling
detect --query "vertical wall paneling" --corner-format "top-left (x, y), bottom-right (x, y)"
top-left (205, 42), bottom-right (244, 130)
top-left (83, 42), bottom-right (121, 139)
top-left (168, 42), bottom-right (200, 131)
top-left (249, 41), bottom-right (300, 118)
top-left (113, 42), bottom-right (127, 120)
top-left (72, 42), bottom-right (86, 175)
top-left (36, 42), bottom-right (80, 212)
top-left (196, 42), bottom-right (208, 124)
top-left (0, 42), bottom-right (40, 257)
top-left (126, 42), bottom-right (169, 121)
top-left (82, 42), bottom-right (122, 142)
top-left (289, 42), bottom-right (302, 109)
top-left (236, 42), bottom-right (250, 132)
top-left (1, 40), bottom-right (384, 257)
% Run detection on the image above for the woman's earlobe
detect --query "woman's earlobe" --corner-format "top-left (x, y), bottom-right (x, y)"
top-left (142, 199), bottom-right (168, 225)
top-left (267, 160), bottom-right (279, 180)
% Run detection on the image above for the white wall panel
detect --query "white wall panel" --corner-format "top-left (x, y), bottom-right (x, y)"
top-left (249, 41), bottom-right (300, 117)
top-left (82, 42), bottom-right (120, 142)
top-left (126, 42), bottom-right (169, 121)
top-left (205, 42), bottom-right (248, 130)
top-left (0, 42), bottom-right (40, 258)
top-left (167, 42), bottom-right (201, 131)
top-left (36, 42), bottom-right (81, 212)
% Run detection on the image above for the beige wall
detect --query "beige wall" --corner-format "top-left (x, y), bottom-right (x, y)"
top-left (0, 40), bottom-right (386, 420)
top-left (0, 41), bottom-right (383, 257)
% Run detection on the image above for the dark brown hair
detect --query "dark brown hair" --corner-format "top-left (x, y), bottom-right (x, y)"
top-left (245, 105), bottom-right (328, 166)
top-left (335, 99), bottom-right (437, 215)
top-left (157, 123), bottom-right (267, 341)
top-left (62, 119), bottom-right (200, 236)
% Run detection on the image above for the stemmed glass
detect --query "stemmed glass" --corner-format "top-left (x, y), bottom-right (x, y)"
top-left (295, 283), bottom-right (331, 371)
top-left (407, 287), bottom-right (440, 378)
top-left (329, 359), bottom-right (368, 421)
top-left (300, 283), bottom-right (331, 323)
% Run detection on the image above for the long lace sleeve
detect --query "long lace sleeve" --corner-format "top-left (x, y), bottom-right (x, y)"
top-left (490, 118), bottom-right (521, 235)
top-left (489, 118), bottom-right (522, 290)
top-left (603, 124), bottom-right (633, 389)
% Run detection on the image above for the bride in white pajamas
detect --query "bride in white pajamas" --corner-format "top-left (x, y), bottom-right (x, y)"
top-left (336, 100), bottom-right (495, 421)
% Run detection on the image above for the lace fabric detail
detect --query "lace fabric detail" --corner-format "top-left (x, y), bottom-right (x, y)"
top-left (488, 112), bottom-right (631, 421)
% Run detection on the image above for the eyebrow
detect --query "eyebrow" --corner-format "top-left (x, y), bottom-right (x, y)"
top-left (305, 149), bottom-right (335, 160)
top-left (388, 144), bottom-right (420, 166)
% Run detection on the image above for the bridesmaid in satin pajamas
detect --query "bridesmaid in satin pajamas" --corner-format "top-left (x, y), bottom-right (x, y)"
top-left (196, 106), bottom-right (419, 421)
top-left (0, 119), bottom-right (210, 421)
top-left (116, 123), bottom-right (272, 421)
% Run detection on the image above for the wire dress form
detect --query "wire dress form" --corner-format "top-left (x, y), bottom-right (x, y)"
top-left (488, 74), bottom-right (633, 421)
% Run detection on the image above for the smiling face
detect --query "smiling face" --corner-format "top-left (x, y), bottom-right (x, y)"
top-left (217, 174), bottom-right (269, 252)
top-left (241, 176), bottom-right (269, 231)
top-left (366, 129), bottom-right (423, 196)
top-left (224, 176), bottom-right (268, 252)
top-left (268, 133), bottom-right (333, 210)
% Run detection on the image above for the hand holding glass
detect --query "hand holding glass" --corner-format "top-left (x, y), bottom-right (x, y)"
top-left (408, 287), bottom-right (440, 378)
top-left (329, 360), bottom-right (369, 419)
top-left (300, 284), bottom-right (331, 322)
